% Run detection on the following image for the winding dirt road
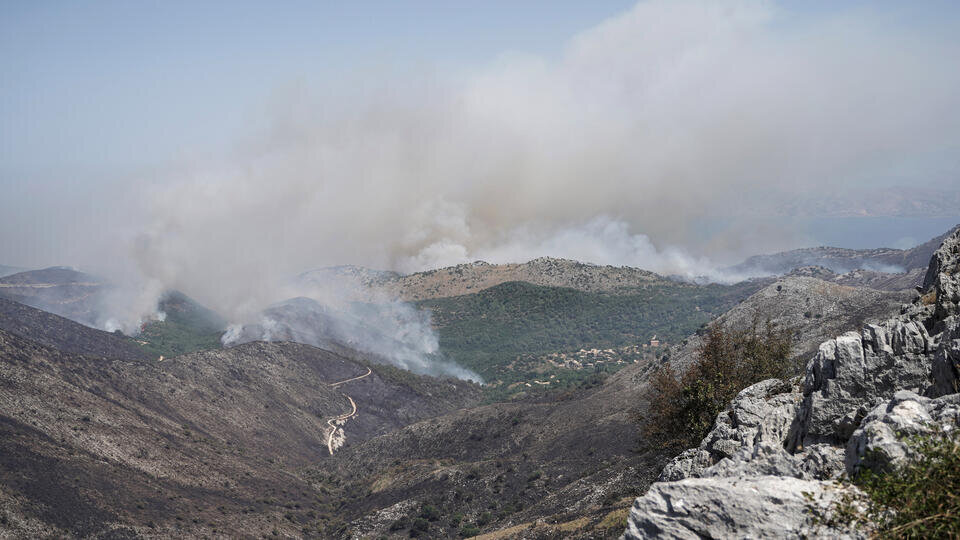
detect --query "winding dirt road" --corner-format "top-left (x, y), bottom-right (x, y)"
top-left (330, 366), bottom-right (372, 388)
top-left (325, 366), bottom-right (372, 455)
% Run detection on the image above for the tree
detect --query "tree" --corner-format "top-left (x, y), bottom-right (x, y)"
top-left (641, 320), bottom-right (794, 451)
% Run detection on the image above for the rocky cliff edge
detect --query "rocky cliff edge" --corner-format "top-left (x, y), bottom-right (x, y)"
top-left (623, 227), bottom-right (960, 539)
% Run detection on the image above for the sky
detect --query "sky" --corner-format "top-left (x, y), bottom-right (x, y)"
top-left (2, 0), bottom-right (960, 299)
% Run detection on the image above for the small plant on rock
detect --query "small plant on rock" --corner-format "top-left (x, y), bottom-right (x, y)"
top-left (845, 428), bottom-right (960, 538)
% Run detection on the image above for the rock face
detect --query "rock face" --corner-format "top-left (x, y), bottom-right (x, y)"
top-left (625, 476), bottom-right (860, 540)
top-left (624, 227), bottom-right (960, 539)
top-left (846, 391), bottom-right (960, 475)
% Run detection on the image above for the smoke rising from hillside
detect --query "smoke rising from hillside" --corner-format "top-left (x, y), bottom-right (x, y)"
top-left (21, 1), bottom-right (958, 376)
top-left (133, 0), bottom-right (959, 301)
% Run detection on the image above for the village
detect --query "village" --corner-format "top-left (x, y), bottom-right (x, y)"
top-left (499, 335), bottom-right (668, 390)
top-left (540, 335), bottom-right (663, 370)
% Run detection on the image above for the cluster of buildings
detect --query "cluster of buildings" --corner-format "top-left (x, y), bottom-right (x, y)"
top-left (530, 336), bottom-right (663, 371)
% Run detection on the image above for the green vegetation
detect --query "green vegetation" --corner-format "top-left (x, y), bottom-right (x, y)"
top-left (133, 291), bottom-right (226, 358)
top-left (641, 320), bottom-right (794, 451)
top-left (839, 429), bottom-right (960, 539)
top-left (418, 280), bottom-right (760, 397)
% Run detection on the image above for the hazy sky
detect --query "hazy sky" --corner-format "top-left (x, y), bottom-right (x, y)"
top-left (2, 0), bottom-right (959, 286)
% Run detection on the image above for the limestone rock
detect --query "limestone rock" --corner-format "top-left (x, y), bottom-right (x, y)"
top-left (622, 476), bottom-right (864, 540)
top-left (790, 319), bottom-right (934, 449)
top-left (657, 378), bottom-right (802, 481)
top-left (930, 317), bottom-right (960, 396)
top-left (657, 449), bottom-right (712, 482)
top-left (846, 391), bottom-right (960, 475)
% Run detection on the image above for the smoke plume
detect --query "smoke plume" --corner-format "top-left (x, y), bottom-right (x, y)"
top-left (12, 1), bottom-right (960, 377)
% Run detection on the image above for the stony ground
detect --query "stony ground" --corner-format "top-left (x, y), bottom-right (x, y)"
top-left (0, 311), bottom-right (479, 538)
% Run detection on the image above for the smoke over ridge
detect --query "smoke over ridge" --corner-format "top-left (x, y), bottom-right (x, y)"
top-left (17, 1), bottom-right (960, 378)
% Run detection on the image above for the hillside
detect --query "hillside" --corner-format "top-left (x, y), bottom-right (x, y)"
top-left (0, 297), bottom-right (151, 361)
top-left (784, 265), bottom-right (926, 291)
top-left (418, 279), bottom-right (765, 396)
top-left (134, 290), bottom-right (227, 358)
top-left (305, 354), bottom-right (668, 538)
top-left (0, 330), bottom-right (479, 538)
top-left (621, 227), bottom-right (960, 538)
top-left (296, 271), bottom-right (911, 538)
top-left (0, 269), bottom-right (227, 360)
top-left (0, 266), bottom-right (105, 326)
top-left (0, 233), bottom-right (944, 539)
top-left (300, 257), bottom-right (674, 302)
top-left (727, 224), bottom-right (959, 277)
top-left (661, 276), bottom-right (913, 374)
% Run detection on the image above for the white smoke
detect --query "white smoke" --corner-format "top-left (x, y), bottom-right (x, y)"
top-left (97, 278), bottom-right (167, 334)
top-left (218, 275), bottom-right (483, 382)
top-left (397, 215), bottom-right (723, 278)
top-left (70, 0), bottom-right (960, 370)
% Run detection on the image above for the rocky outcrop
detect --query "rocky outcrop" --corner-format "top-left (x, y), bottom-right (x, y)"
top-left (790, 317), bottom-right (935, 448)
top-left (624, 227), bottom-right (960, 539)
top-left (846, 391), bottom-right (960, 475)
top-left (931, 320), bottom-right (960, 395)
top-left (625, 476), bottom-right (862, 540)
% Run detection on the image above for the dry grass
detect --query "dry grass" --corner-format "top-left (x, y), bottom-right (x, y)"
top-left (596, 507), bottom-right (631, 530)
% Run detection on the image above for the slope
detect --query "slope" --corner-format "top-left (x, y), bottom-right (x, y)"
top-left (661, 276), bottom-right (913, 374)
top-left (300, 257), bottom-right (676, 302)
top-left (0, 297), bottom-right (151, 361)
top-left (0, 329), bottom-right (479, 538)
top-left (418, 279), bottom-right (765, 390)
top-left (0, 266), bottom-right (105, 326)
top-left (307, 270), bottom-right (912, 538)
top-left (728, 224), bottom-right (959, 277)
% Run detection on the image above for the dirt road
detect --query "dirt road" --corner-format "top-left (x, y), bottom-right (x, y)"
top-left (325, 366), bottom-right (372, 455)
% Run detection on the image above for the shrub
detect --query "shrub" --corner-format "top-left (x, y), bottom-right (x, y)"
top-left (419, 504), bottom-right (441, 522)
top-left (846, 428), bottom-right (960, 538)
top-left (409, 517), bottom-right (431, 537)
top-left (641, 320), bottom-right (794, 451)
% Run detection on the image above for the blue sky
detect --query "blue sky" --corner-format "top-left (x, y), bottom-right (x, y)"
top-left (4, 0), bottom-right (955, 180)
top-left (1, 1), bottom-right (637, 178)
top-left (1, 1), bottom-right (959, 275)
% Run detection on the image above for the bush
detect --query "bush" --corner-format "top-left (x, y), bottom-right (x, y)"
top-left (641, 320), bottom-right (794, 451)
top-left (409, 517), bottom-right (431, 537)
top-left (846, 429), bottom-right (960, 538)
top-left (419, 504), bottom-right (441, 521)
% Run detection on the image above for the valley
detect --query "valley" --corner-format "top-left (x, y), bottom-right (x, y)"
top-left (0, 226), bottom-right (956, 538)
top-left (5, 3), bottom-right (959, 537)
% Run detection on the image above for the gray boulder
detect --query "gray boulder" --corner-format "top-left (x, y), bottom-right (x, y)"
top-left (846, 391), bottom-right (960, 475)
top-left (657, 379), bottom-right (802, 481)
top-left (789, 318), bottom-right (934, 449)
top-left (623, 476), bottom-right (865, 540)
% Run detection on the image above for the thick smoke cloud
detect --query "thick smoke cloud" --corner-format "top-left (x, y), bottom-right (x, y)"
top-left (89, 1), bottom-right (960, 372)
